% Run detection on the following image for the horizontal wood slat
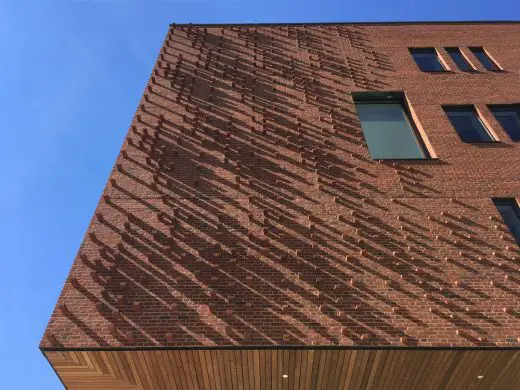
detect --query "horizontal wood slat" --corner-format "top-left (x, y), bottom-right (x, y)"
top-left (45, 349), bottom-right (520, 390)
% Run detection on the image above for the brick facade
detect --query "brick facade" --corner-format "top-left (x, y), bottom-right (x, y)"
top-left (41, 22), bottom-right (520, 350)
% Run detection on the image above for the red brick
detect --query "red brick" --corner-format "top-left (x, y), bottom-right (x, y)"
top-left (41, 22), bottom-right (520, 350)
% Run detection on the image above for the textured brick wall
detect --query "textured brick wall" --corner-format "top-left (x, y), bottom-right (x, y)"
top-left (41, 23), bottom-right (520, 349)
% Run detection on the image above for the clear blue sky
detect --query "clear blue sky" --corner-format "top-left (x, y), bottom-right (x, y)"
top-left (1, 0), bottom-right (517, 388)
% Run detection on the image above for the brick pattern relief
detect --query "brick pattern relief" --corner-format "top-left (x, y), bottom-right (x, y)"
top-left (42, 23), bottom-right (520, 349)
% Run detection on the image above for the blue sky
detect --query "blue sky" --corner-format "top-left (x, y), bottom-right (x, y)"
top-left (1, 0), bottom-right (517, 388)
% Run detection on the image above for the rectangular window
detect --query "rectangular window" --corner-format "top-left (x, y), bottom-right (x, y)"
top-left (354, 92), bottom-right (429, 160)
top-left (410, 48), bottom-right (446, 72)
top-left (489, 105), bottom-right (520, 142)
top-left (445, 47), bottom-right (473, 71)
top-left (493, 198), bottom-right (520, 244)
top-left (443, 106), bottom-right (495, 143)
top-left (469, 47), bottom-right (501, 71)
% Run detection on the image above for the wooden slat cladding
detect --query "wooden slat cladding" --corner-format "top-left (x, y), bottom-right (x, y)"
top-left (45, 348), bottom-right (520, 390)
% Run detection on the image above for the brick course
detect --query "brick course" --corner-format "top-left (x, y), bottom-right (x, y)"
top-left (41, 22), bottom-right (520, 349)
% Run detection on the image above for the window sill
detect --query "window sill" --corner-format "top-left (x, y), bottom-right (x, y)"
top-left (376, 157), bottom-right (441, 164)
top-left (465, 141), bottom-right (512, 148)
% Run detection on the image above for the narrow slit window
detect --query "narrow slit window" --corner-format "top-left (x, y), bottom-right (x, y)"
top-left (489, 105), bottom-right (520, 141)
top-left (410, 48), bottom-right (446, 72)
top-left (445, 47), bottom-right (473, 71)
top-left (493, 198), bottom-right (520, 244)
top-left (354, 92), bottom-right (429, 160)
top-left (443, 106), bottom-right (495, 143)
top-left (469, 47), bottom-right (501, 71)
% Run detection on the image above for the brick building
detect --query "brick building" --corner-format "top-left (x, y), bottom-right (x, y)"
top-left (41, 22), bottom-right (520, 389)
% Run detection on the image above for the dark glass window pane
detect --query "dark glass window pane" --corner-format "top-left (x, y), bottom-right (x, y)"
top-left (410, 48), bottom-right (445, 72)
top-left (470, 47), bottom-right (500, 71)
top-left (355, 101), bottom-right (427, 159)
top-left (444, 107), bottom-right (494, 143)
top-left (490, 106), bottom-right (520, 141)
top-left (493, 198), bottom-right (520, 244)
top-left (446, 47), bottom-right (472, 71)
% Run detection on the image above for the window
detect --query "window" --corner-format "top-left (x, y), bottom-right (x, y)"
top-left (443, 106), bottom-right (495, 143)
top-left (469, 47), bottom-right (501, 71)
top-left (410, 48), bottom-right (446, 72)
top-left (354, 92), bottom-right (430, 160)
top-left (445, 47), bottom-right (474, 71)
top-left (493, 198), bottom-right (520, 244)
top-left (489, 105), bottom-right (520, 141)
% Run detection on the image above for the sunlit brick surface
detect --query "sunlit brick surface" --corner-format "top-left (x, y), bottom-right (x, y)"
top-left (42, 23), bottom-right (520, 349)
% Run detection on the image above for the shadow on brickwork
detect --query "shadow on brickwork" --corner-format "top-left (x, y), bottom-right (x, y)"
top-left (47, 25), bottom-right (520, 349)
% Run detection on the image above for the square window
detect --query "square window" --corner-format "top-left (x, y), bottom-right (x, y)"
top-left (410, 48), bottom-right (446, 72)
top-left (443, 106), bottom-right (495, 143)
top-left (493, 198), bottom-right (520, 244)
top-left (469, 47), bottom-right (501, 71)
top-left (489, 105), bottom-right (520, 142)
top-left (353, 92), bottom-right (430, 160)
top-left (445, 47), bottom-right (474, 71)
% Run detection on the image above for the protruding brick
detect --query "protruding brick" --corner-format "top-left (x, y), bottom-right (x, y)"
top-left (42, 23), bottom-right (520, 359)
top-left (125, 331), bottom-right (134, 342)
